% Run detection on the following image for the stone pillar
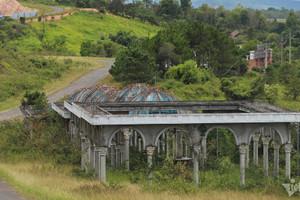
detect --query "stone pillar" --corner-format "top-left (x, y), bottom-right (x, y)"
top-left (193, 145), bottom-right (201, 185)
top-left (138, 138), bottom-right (142, 152)
top-left (98, 147), bottom-right (107, 182)
top-left (165, 132), bottom-right (169, 157)
top-left (124, 130), bottom-right (131, 170)
top-left (90, 142), bottom-right (95, 169)
top-left (176, 130), bottom-right (182, 158)
top-left (262, 136), bottom-right (271, 176)
top-left (252, 133), bottom-right (260, 165)
top-left (95, 148), bottom-right (100, 179)
top-left (172, 133), bottom-right (176, 159)
top-left (239, 144), bottom-right (248, 186)
top-left (115, 145), bottom-right (120, 165)
top-left (285, 143), bottom-right (292, 179)
top-left (246, 145), bottom-right (249, 168)
top-left (81, 136), bottom-right (86, 171)
top-left (134, 131), bottom-right (137, 147)
top-left (273, 141), bottom-right (280, 178)
top-left (183, 138), bottom-right (187, 158)
top-left (146, 146), bottom-right (156, 183)
top-left (162, 133), bottom-right (165, 154)
top-left (111, 142), bottom-right (116, 167)
top-left (202, 136), bottom-right (207, 162)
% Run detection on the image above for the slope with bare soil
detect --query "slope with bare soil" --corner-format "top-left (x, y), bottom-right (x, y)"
top-left (0, 0), bottom-right (35, 16)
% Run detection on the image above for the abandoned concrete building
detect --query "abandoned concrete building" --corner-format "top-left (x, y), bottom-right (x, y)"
top-left (52, 84), bottom-right (300, 186)
top-left (247, 44), bottom-right (272, 72)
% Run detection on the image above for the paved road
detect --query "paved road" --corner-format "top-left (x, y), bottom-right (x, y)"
top-left (0, 179), bottom-right (26, 200)
top-left (44, 6), bottom-right (64, 15)
top-left (0, 60), bottom-right (113, 121)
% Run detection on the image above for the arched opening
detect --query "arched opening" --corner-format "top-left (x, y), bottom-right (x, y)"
top-left (204, 127), bottom-right (239, 168)
top-left (249, 126), bottom-right (283, 178)
top-left (107, 128), bottom-right (146, 171)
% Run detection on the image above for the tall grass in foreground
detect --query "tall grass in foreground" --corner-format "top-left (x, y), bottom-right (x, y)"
top-left (0, 162), bottom-right (296, 200)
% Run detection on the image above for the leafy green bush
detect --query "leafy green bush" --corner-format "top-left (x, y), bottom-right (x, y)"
top-left (0, 111), bottom-right (81, 164)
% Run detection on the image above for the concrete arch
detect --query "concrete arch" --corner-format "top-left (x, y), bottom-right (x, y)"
top-left (107, 127), bottom-right (146, 149)
top-left (204, 125), bottom-right (239, 145)
top-left (248, 126), bottom-right (284, 145)
top-left (154, 125), bottom-right (189, 147)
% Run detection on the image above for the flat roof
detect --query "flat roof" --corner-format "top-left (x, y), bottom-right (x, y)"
top-left (51, 101), bottom-right (300, 125)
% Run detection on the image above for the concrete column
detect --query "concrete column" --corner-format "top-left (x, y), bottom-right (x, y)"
top-left (239, 144), bottom-right (248, 186)
top-left (202, 136), bottom-right (207, 162)
top-left (111, 142), bottom-right (116, 167)
top-left (124, 130), bottom-right (131, 170)
top-left (172, 133), bottom-right (175, 159)
top-left (98, 147), bottom-right (107, 182)
top-left (193, 145), bottom-right (201, 185)
top-left (81, 136), bottom-right (86, 171)
top-left (165, 132), bottom-right (169, 157)
top-left (262, 136), bottom-right (271, 176)
top-left (285, 143), bottom-right (292, 179)
top-left (95, 148), bottom-right (100, 179)
top-left (246, 145), bottom-right (249, 168)
top-left (134, 131), bottom-right (137, 147)
top-left (86, 138), bottom-right (91, 171)
top-left (138, 138), bottom-right (142, 152)
top-left (176, 130), bottom-right (182, 158)
top-left (90, 143), bottom-right (95, 169)
top-left (183, 138), bottom-right (187, 158)
top-left (252, 133), bottom-right (260, 165)
top-left (146, 146), bottom-right (156, 183)
top-left (115, 146), bottom-right (121, 165)
top-left (162, 133), bottom-right (165, 154)
top-left (157, 138), bottom-right (161, 154)
top-left (273, 141), bottom-right (280, 178)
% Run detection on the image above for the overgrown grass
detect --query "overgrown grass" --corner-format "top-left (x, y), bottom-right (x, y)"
top-left (0, 161), bottom-right (296, 200)
top-left (17, 11), bottom-right (161, 55)
top-left (0, 55), bottom-right (106, 113)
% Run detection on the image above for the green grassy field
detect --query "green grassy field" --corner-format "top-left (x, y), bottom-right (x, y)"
top-left (16, 11), bottom-right (161, 55)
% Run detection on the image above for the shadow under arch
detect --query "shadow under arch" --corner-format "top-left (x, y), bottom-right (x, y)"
top-left (204, 125), bottom-right (239, 145)
top-left (248, 126), bottom-right (284, 145)
top-left (107, 127), bottom-right (146, 149)
top-left (154, 125), bottom-right (189, 147)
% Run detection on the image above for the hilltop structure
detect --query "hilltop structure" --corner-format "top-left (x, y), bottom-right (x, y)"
top-left (247, 44), bottom-right (272, 72)
top-left (0, 0), bottom-right (35, 16)
top-left (52, 84), bottom-right (300, 186)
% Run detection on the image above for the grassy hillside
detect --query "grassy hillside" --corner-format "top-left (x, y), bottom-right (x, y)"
top-left (14, 11), bottom-right (161, 55)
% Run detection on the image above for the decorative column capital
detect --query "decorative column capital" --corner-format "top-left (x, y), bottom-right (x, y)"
top-left (272, 141), bottom-right (281, 149)
top-left (239, 144), bottom-right (248, 154)
top-left (146, 146), bottom-right (155, 156)
top-left (96, 147), bottom-right (107, 155)
top-left (284, 143), bottom-right (292, 153)
top-left (193, 145), bottom-right (201, 155)
top-left (261, 136), bottom-right (271, 145)
top-left (124, 129), bottom-right (131, 140)
top-left (252, 133), bottom-right (260, 142)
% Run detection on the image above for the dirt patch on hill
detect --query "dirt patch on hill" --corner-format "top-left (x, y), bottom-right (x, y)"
top-left (0, 0), bottom-right (36, 16)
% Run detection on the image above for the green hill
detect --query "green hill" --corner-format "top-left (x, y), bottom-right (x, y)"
top-left (13, 11), bottom-right (161, 55)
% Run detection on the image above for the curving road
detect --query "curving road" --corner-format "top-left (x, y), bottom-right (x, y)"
top-left (44, 6), bottom-right (64, 15)
top-left (0, 60), bottom-right (113, 121)
top-left (0, 179), bottom-right (26, 200)
top-left (0, 60), bottom-right (113, 200)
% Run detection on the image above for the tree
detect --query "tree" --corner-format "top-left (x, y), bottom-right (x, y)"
top-left (21, 90), bottom-right (48, 112)
top-left (180, 0), bottom-right (191, 17)
top-left (286, 10), bottom-right (298, 30)
top-left (109, 44), bottom-right (158, 84)
top-left (278, 62), bottom-right (300, 100)
top-left (157, 42), bottom-right (180, 72)
top-left (109, 0), bottom-right (125, 15)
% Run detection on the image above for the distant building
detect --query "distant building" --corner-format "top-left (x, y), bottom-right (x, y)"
top-left (247, 44), bottom-right (272, 72)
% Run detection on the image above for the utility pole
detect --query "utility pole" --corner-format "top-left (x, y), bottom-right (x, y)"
top-left (289, 31), bottom-right (292, 64)
top-left (297, 123), bottom-right (299, 176)
top-left (264, 43), bottom-right (268, 72)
